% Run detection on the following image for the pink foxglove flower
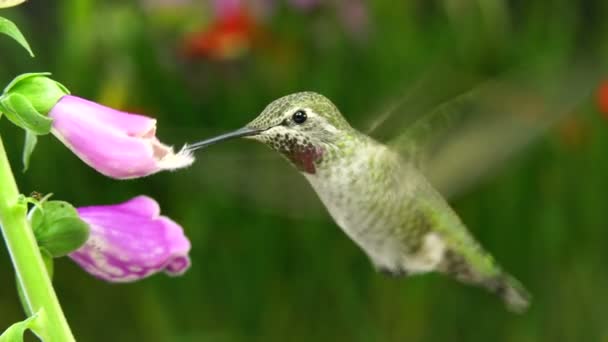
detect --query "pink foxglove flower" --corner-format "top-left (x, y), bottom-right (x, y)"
top-left (69, 196), bottom-right (191, 282)
top-left (49, 95), bottom-right (193, 179)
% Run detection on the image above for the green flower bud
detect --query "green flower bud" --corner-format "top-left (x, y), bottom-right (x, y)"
top-left (4, 73), bottom-right (69, 114)
top-left (30, 201), bottom-right (90, 257)
top-left (0, 73), bottom-right (70, 135)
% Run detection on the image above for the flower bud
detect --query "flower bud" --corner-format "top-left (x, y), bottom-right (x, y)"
top-left (0, 73), bottom-right (69, 135)
top-left (4, 73), bottom-right (69, 114)
top-left (30, 201), bottom-right (91, 257)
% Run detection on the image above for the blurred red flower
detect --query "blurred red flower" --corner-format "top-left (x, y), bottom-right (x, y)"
top-left (183, 9), bottom-right (257, 60)
top-left (598, 81), bottom-right (608, 118)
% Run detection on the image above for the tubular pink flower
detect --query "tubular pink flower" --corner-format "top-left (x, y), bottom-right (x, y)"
top-left (69, 196), bottom-right (191, 282)
top-left (48, 95), bottom-right (194, 179)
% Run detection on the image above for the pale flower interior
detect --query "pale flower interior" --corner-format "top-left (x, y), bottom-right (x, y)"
top-left (136, 125), bottom-right (195, 170)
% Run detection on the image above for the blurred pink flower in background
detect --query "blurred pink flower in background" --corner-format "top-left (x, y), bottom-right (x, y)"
top-left (336, 0), bottom-right (369, 39)
top-left (213, 0), bottom-right (242, 17)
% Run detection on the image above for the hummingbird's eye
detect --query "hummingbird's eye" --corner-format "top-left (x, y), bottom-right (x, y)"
top-left (292, 110), bottom-right (307, 124)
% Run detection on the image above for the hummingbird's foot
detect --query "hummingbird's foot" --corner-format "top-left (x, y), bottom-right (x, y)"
top-left (378, 266), bottom-right (409, 278)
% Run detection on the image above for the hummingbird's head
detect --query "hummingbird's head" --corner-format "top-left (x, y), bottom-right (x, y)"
top-left (187, 92), bottom-right (353, 174)
top-left (244, 92), bottom-right (352, 173)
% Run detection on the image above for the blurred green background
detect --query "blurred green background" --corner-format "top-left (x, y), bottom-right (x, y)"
top-left (1, 0), bottom-right (608, 341)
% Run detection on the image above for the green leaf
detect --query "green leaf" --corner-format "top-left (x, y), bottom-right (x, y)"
top-left (0, 93), bottom-right (52, 135)
top-left (0, 98), bottom-right (27, 129)
top-left (22, 130), bottom-right (37, 172)
top-left (0, 311), bottom-right (42, 342)
top-left (0, 0), bottom-right (27, 9)
top-left (0, 16), bottom-right (34, 57)
top-left (30, 201), bottom-right (90, 257)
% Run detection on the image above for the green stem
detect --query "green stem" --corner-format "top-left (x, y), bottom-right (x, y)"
top-left (0, 134), bottom-right (75, 342)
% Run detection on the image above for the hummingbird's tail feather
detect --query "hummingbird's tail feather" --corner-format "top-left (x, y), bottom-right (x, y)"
top-left (483, 273), bottom-right (531, 314)
top-left (438, 249), bottom-right (531, 312)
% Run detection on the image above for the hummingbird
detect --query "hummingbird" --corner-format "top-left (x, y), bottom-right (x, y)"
top-left (185, 90), bottom-right (535, 312)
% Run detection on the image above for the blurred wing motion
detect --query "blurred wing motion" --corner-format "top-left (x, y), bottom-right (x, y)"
top-left (371, 64), bottom-right (597, 198)
top-left (181, 142), bottom-right (327, 219)
top-left (185, 63), bottom-right (596, 218)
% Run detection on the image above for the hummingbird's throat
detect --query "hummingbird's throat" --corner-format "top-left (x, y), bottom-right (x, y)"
top-left (264, 135), bottom-right (324, 174)
top-left (284, 144), bottom-right (324, 174)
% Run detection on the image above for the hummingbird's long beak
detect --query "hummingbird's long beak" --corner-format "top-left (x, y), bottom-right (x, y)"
top-left (185, 127), bottom-right (263, 151)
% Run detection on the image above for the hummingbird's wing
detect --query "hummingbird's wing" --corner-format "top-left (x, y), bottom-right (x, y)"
top-left (369, 63), bottom-right (597, 198)
top-left (180, 63), bottom-right (596, 218)
top-left (177, 140), bottom-right (327, 219)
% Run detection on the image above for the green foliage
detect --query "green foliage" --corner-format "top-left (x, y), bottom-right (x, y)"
top-left (0, 1), bottom-right (607, 341)
top-left (0, 311), bottom-right (41, 342)
top-left (0, 16), bottom-right (32, 57)
top-left (22, 130), bottom-right (36, 171)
